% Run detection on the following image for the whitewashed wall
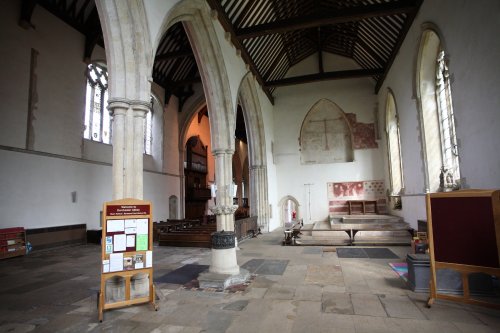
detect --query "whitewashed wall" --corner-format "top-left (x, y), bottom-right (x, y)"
top-left (377, 0), bottom-right (500, 228)
top-left (273, 54), bottom-right (382, 225)
top-left (0, 2), bottom-right (179, 229)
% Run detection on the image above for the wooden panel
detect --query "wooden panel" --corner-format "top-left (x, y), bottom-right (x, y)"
top-left (430, 196), bottom-right (498, 268)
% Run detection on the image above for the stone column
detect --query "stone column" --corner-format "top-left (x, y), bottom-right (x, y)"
top-left (211, 149), bottom-right (238, 231)
top-left (132, 102), bottom-right (149, 199)
top-left (108, 99), bottom-right (128, 200)
top-left (108, 98), bottom-right (150, 200)
top-left (207, 149), bottom-right (241, 278)
top-left (250, 165), bottom-right (269, 232)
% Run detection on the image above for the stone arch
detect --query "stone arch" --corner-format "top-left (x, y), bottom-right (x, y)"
top-left (237, 72), bottom-right (270, 231)
top-left (278, 196), bottom-right (300, 227)
top-left (156, 0), bottom-right (235, 151)
top-left (300, 99), bottom-right (354, 164)
top-left (96, 1), bottom-right (152, 102)
top-left (178, 102), bottom-right (212, 217)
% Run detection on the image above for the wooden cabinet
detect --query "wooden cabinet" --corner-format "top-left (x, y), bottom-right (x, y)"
top-left (0, 227), bottom-right (26, 259)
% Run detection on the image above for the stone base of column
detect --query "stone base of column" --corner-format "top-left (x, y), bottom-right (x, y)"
top-left (198, 231), bottom-right (249, 289)
top-left (209, 247), bottom-right (240, 274)
top-left (198, 268), bottom-right (250, 290)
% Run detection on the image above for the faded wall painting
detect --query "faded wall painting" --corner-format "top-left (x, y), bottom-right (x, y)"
top-left (327, 180), bottom-right (387, 215)
top-left (300, 99), bottom-right (354, 164)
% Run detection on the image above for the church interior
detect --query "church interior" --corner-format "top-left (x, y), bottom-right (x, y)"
top-left (1, 0), bottom-right (500, 331)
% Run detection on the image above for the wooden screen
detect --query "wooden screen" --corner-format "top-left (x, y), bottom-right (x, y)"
top-left (426, 189), bottom-right (500, 308)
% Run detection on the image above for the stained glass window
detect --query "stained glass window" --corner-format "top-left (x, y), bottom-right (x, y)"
top-left (83, 63), bottom-right (111, 144)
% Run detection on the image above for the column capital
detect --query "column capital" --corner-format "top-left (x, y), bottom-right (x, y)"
top-left (212, 148), bottom-right (234, 156)
top-left (210, 205), bottom-right (238, 216)
top-left (131, 100), bottom-right (151, 117)
top-left (107, 98), bottom-right (130, 116)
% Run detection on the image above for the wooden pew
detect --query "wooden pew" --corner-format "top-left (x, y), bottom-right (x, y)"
top-left (158, 232), bottom-right (211, 248)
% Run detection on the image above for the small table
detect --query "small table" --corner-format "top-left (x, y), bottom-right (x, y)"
top-left (347, 200), bottom-right (378, 215)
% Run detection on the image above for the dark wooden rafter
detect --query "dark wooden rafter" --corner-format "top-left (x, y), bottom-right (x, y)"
top-left (155, 49), bottom-right (193, 62)
top-left (317, 27), bottom-right (324, 73)
top-left (265, 68), bottom-right (384, 88)
top-left (206, 0), bottom-right (275, 105)
top-left (236, 0), bottom-right (421, 40)
top-left (19, 0), bottom-right (38, 29)
top-left (83, 7), bottom-right (101, 62)
top-left (76, 0), bottom-right (91, 24)
top-left (375, 0), bottom-right (423, 93)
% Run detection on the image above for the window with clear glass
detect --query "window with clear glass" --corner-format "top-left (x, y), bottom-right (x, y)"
top-left (144, 98), bottom-right (153, 155)
top-left (436, 50), bottom-right (460, 186)
top-left (386, 90), bottom-right (404, 195)
top-left (417, 29), bottom-right (460, 192)
top-left (83, 63), bottom-right (111, 144)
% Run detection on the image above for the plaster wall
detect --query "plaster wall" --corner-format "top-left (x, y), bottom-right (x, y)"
top-left (376, 0), bottom-right (500, 228)
top-left (0, 2), bottom-right (178, 230)
top-left (0, 2), bottom-right (85, 155)
top-left (273, 54), bottom-right (382, 224)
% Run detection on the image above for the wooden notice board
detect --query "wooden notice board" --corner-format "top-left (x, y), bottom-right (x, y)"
top-left (426, 189), bottom-right (500, 308)
top-left (98, 198), bottom-right (157, 321)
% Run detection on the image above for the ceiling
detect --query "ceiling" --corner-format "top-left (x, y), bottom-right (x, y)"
top-left (23, 0), bottom-right (423, 106)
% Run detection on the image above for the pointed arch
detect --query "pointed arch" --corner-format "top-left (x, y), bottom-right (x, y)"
top-left (237, 72), bottom-right (270, 231)
top-left (300, 99), bottom-right (354, 164)
top-left (96, 1), bottom-right (152, 101)
top-left (156, 0), bottom-right (235, 151)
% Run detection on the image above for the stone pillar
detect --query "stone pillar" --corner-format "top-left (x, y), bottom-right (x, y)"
top-left (250, 165), bottom-right (269, 232)
top-left (209, 231), bottom-right (239, 274)
top-left (207, 149), bottom-right (241, 277)
top-left (211, 149), bottom-right (238, 231)
top-left (132, 102), bottom-right (149, 199)
top-left (108, 98), bottom-right (150, 200)
top-left (108, 99), bottom-right (128, 200)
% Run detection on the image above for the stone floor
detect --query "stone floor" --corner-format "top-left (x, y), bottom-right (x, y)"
top-left (1, 229), bottom-right (500, 332)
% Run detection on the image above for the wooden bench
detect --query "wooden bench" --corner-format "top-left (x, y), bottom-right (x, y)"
top-left (158, 232), bottom-right (211, 248)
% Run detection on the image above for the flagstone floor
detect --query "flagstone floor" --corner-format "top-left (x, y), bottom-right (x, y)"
top-left (0, 229), bottom-right (499, 332)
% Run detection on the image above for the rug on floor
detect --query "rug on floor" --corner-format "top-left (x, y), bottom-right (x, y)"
top-left (336, 247), bottom-right (399, 259)
top-left (389, 262), bottom-right (408, 283)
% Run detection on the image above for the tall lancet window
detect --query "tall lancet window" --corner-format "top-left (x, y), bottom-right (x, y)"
top-left (83, 63), bottom-right (111, 144)
top-left (436, 50), bottom-right (460, 189)
top-left (417, 29), bottom-right (461, 192)
top-left (385, 90), bottom-right (404, 196)
top-left (144, 97), bottom-right (153, 155)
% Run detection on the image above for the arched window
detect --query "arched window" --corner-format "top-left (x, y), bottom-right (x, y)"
top-left (417, 29), bottom-right (460, 192)
top-left (386, 90), bottom-right (404, 196)
top-left (144, 97), bottom-right (153, 155)
top-left (83, 63), bottom-right (110, 144)
top-left (436, 50), bottom-right (460, 188)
